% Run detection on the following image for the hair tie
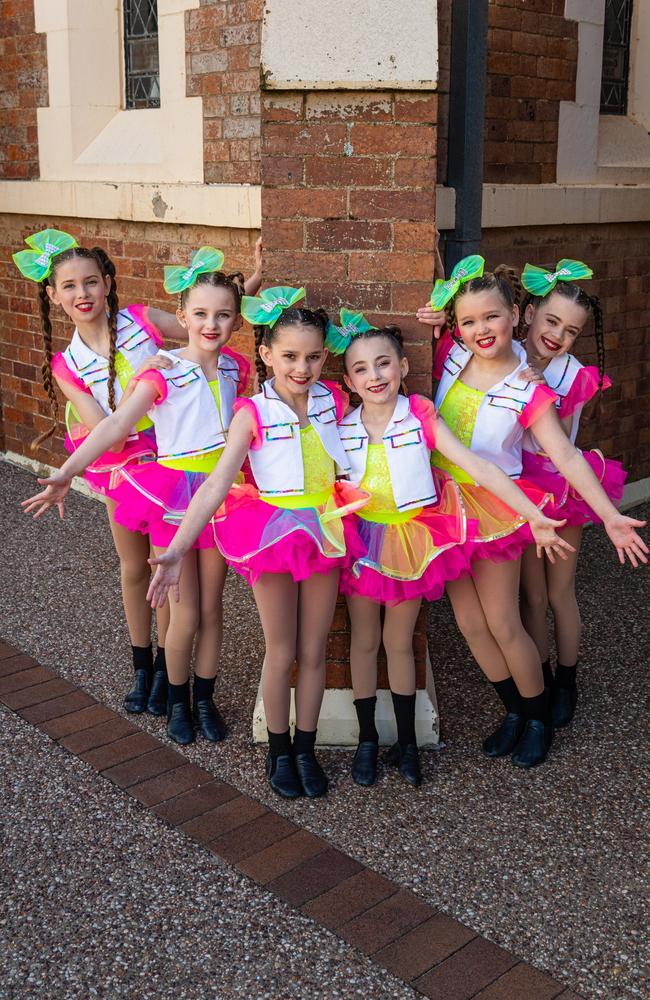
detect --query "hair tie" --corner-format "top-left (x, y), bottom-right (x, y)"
top-left (12, 229), bottom-right (78, 282)
top-left (163, 247), bottom-right (225, 294)
top-left (324, 308), bottom-right (377, 355)
top-left (241, 286), bottom-right (306, 327)
top-left (429, 254), bottom-right (485, 311)
top-left (521, 259), bottom-right (593, 298)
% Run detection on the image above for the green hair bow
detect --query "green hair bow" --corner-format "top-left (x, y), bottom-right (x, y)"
top-left (324, 308), bottom-right (377, 355)
top-left (521, 259), bottom-right (593, 298)
top-left (163, 247), bottom-right (225, 295)
top-left (429, 254), bottom-right (485, 310)
top-left (241, 286), bottom-right (306, 327)
top-left (12, 229), bottom-right (78, 282)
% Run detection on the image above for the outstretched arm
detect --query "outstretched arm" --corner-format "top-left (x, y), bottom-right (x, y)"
top-left (533, 407), bottom-right (648, 566)
top-left (147, 408), bottom-right (255, 606)
top-left (147, 307), bottom-right (187, 342)
top-left (21, 382), bottom-right (158, 519)
top-left (434, 419), bottom-right (574, 562)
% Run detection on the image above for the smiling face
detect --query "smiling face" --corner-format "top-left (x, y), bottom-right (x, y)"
top-left (525, 290), bottom-right (589, 361)
top-left (453, 287), bottom-right (519, 360)
top-left (46, 256), bottom-right (111, 325)
top-left (177, 283), bottom-right (242, 352)
top-left (343, 334), bottom-right (408, 406)
top-left (260, 322), bottom-right (327, 396)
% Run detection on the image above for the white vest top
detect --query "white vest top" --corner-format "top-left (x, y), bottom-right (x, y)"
top-left (61, 308), bottom-right (160, 416)
top-left (148, 348), bottom-right (243, 461)
top-left (523, 352), bottom-right (586, 452)
top-left (435, 339), bottom-right (556, 478)
top-left (246, 379), bottom-right (350, 496)
top-left (338, 395), bottom-right (438, 512)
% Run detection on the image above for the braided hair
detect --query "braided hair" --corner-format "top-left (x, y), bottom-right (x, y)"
top-left (32, 245), bottom-right (120, 450)
top-left (253, 306), bottom-right (329, 387)
top-left (444, 264), bottom-right (522, 342)
top-left (519, 282), bottom-right (606, 389)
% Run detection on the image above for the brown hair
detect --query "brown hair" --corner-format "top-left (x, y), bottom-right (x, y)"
top-left (343, 324), bottom-right (408, 394)
top-left (178, 269), bottom-right (245, 311)
top-left (33, 246), bottom-right (119, 450)
top-left (253, 305), bottom-right (329, 387)
top-left (444, 264), bottom-right (523, 341)
top-left (518, 282), bottom-right (606, 389)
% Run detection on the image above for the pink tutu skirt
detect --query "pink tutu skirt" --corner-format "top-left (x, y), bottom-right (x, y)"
top-left (111, 463), bottom-right (217, 549)
top-left (213, 481), bottom-right (368, 585)
top-left (456, 477), bottom-right (552, 565)
top-left (340, 473), bottom-right (469, 605)
top-left (64, 425), bottom-right (157, 499)
top-left (522, 449), bottom-right (627, 527)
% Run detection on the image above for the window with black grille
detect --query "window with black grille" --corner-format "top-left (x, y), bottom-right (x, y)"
top-left (600, 0), bottom-right (634, 115)
top-left (123, 0), bottom-right (160, 109)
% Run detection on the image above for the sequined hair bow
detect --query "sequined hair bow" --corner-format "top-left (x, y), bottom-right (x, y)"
top-left (521, 259), bottom-right (593, 297)
top-left (324, 308), bottom-right (377, 355)
top-left (12, 229), bottom-right (78, 282)
top-left (241, 286), bottom-right (306, 327)
top-left (163, 247), bottom-right (226, 294)
top-left (429, 254), bottom-right (485, 310)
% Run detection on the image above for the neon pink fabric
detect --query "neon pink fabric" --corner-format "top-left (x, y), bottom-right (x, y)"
top-left (132, 369), bottom-right (168, 404)
top-left (519, 384), bottom-right (558, 429)
top-left (409, 394), bottom-right (437, 449)
top-left (123, 304), bottom-right (163, 347)
top-left (557, 366), bottom-right (611, 418)
top-left (51, 353), bottom-right (90, 394)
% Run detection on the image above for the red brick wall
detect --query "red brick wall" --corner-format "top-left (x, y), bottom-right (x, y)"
top-left (186, 0), bottom-right (262, 184)
top-left (261, 90), bottom-right (438, 396)
top-left (0, 0), bottom-right (48, 180)
top-left (0, 214), bottom-right (259, 465)
top-left (479, 223), bottom-right (650, 480)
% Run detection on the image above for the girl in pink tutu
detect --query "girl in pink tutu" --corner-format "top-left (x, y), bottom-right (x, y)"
top-left (13, 229), bottom-right (173, 716)
top-left (418, 257), bottom-right (646, 768)
top-left (22, 248), bottom-right (250, 747)
top-left (518, 260), bottom-right (627, 727)
top-left (146, 289), bottom-right (367, 800)
top-left (328, 312), bottom-right (573, 788)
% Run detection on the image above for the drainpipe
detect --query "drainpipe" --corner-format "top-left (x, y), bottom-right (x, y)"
top-left (444, 0), bottom-right (489, 273)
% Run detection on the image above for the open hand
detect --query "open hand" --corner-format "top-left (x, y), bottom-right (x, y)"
top-left (604, 514), bottom-right (648, 567)
top-left (121, 354), bottom-right (174, 401)
top-left (520, 365), bottom-right (547, 386)
top-left (530, 514), bottom-right (575, 563)
top-left (416, 304), bottom-right (446, 338)
top-left (21, 471), bottom-right (72, 519)
top-left (147, 549), bottom-right (183, 607)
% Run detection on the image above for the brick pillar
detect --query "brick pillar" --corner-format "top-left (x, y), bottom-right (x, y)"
top-left (256, 89), bottom-right (439, 742)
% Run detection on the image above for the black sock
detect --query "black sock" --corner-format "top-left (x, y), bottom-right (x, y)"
top-left (168, 680), bottom-right (190, 708)
top-left (541, 658), bottom-right (553, 689)
top-left (491, 677), bottom-right (523, 714)
top-left (521, 690), bottom-right (551, 725)
top-left (153, 646), bottom-right (167, 675)
top-left (391, 692), bottom-right (416, 748)
top-left (354, 696), bottom-right (378, 744)
top-left (293, 728), bottom-right (317, 755)
top-left (268, 728), bottom-right (291, 760)
top-left (555, 662), bottom-right (577, 689)
top-left (193, 674), bottom-right (216, 702)
top-left (132, 644), bottom-right (153, 675)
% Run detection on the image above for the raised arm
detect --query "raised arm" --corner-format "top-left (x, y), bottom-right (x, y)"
top-left (147, 307), bottom-right (187, 342)
top-left (532, 407), bottom-right (648, 566)
top-left (434, 419), bottom-right (574, 562)
top-left (244, 236), bottom-right (263, 296)
top-left (147, 408), bottom-right (255, 606)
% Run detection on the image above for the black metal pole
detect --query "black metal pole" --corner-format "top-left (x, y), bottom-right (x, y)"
top-left (444, 0), bottom-right (489, 273)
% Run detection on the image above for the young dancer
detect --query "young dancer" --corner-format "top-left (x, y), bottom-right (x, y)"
top-left (22, 248), bottom-right (250, 746)
top-left (517, 260), bottom-right (627, 727)
top-left (419, 257), bottom-right (646, 767)
top-left (13, 229), bottom-right (171, 716)
top-left (328, 311), bottom-right (573, 787)
top-left (146, 289), bottom-right (367, 800)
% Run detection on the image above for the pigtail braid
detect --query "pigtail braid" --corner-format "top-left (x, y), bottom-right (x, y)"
top-left (444, 302), bottom-right (459, 341)
top-left (92, 247), bottom-right (120, 410)
top-left (32, 280), bottom-right (59, 450)
top-left (589, 294), bottom-right (605, 390)
top-left (254, 325), bottom-right (268, 388)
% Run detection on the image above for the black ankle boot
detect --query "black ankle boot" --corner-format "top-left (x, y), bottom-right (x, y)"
top-left (146, 670), bottom-right (168, 716)
top-left (383, 742), bottom-right (421, 787)
top-left (551, 685), bottom-right (578, 728)
top-left (511, 719), bottom-right (553, 768)
top-left (294, 751), bottom-right (328, 797)
top-left (482, 712), bottom-right (526, 758)
top-left (351, 741), bottom-right (378, 787)
top-left (123, 669), bottom-right (150, 714)
top-left (167, 701), bottom-right (195, 745)
top-left (194, 699), bottom-right (226, 742)
top-left (266, 753), bottom-right (303, 799)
